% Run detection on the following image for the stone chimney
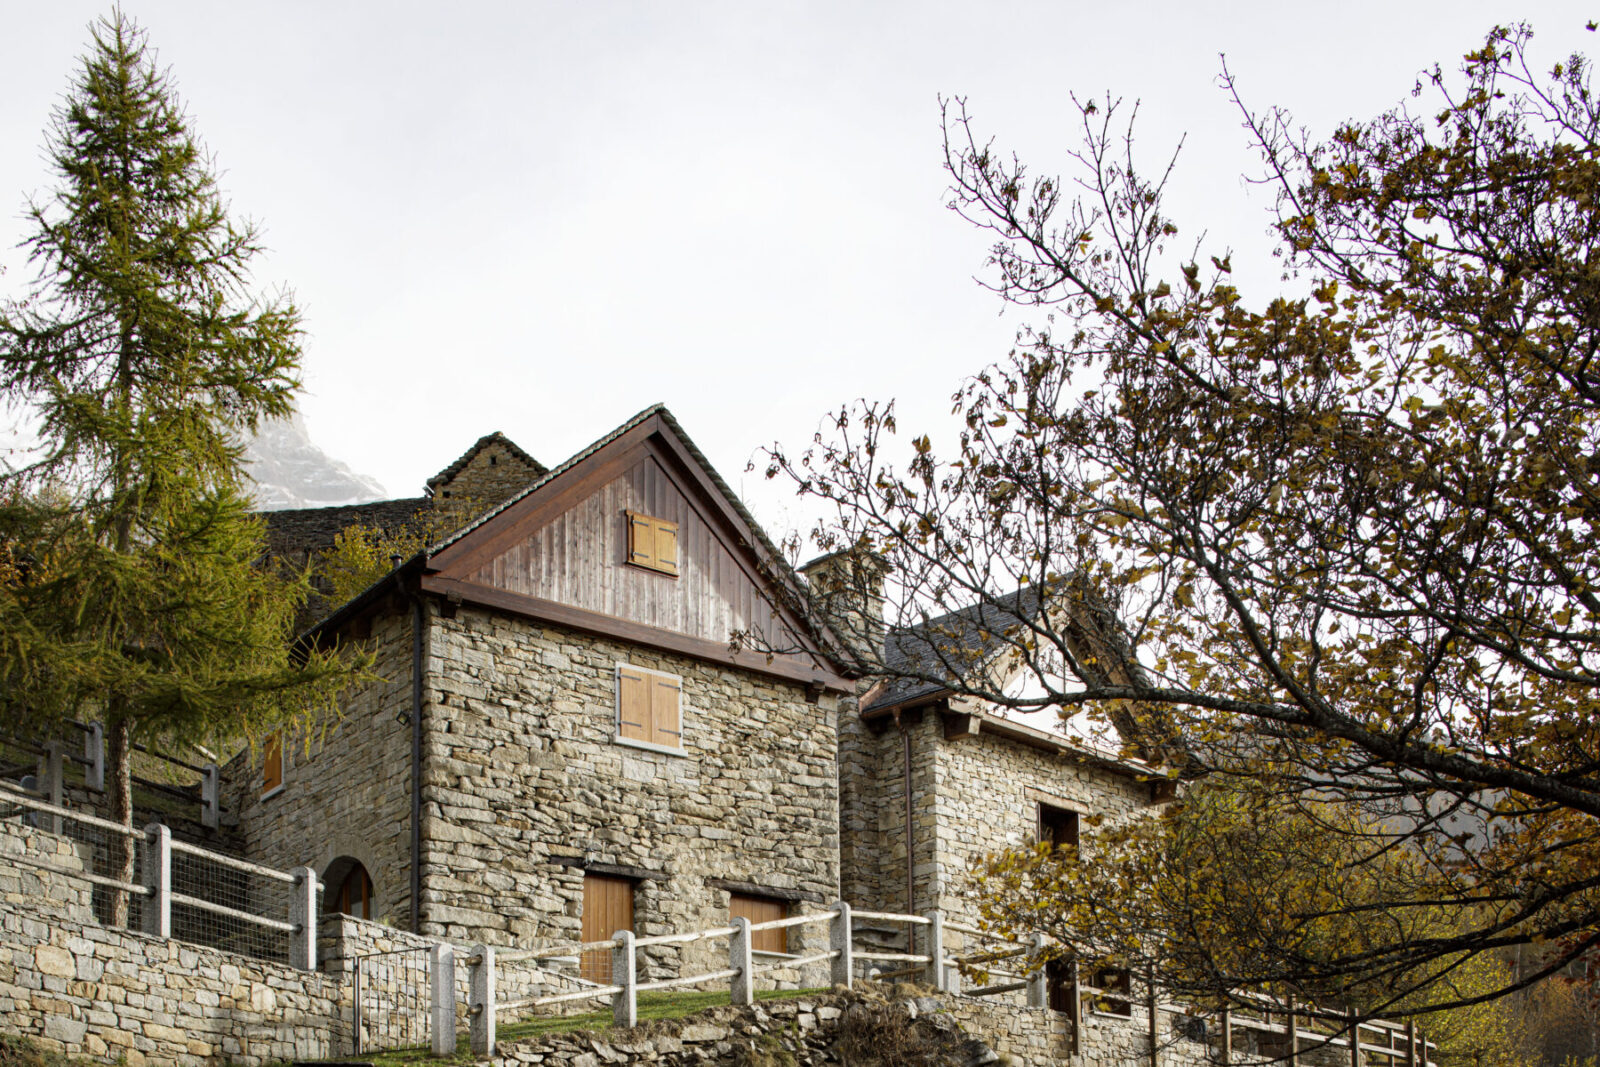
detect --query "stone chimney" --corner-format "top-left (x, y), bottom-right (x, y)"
top-left (799, 547), bottom-right (889, 668)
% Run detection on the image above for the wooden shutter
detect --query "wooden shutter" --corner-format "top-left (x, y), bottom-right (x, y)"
top-left (627, 512), bottom-right (658, 570)
top-left (626, 511), bottom-right (679, 576)
top-left (617, 668), bottom-right (652, 743)
top-left (729, 893), bottom-right (787, 954)
top-left (650, 674), bottom-right (681, 747)
top-left (262, 732), bottom-right (283, 795)
top-left (653, 520), bottom-right (678, 575)
top-left (581, 874), bottom-right (635, 982)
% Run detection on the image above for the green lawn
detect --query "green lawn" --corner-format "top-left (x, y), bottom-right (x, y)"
top-left (361, 987), bottom-right (826, 1067)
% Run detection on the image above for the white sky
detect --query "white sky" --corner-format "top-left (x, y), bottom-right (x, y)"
top-left (1, 2), bottom-right (1593, 538)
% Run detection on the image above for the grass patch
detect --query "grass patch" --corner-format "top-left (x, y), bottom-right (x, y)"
top-left (0, 1034), bottom-right (81, 1067)
top-left (359, 987), bottom-right (827, 1067)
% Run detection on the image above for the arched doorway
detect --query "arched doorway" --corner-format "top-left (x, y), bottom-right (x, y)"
top-left (323, 857), bottom-right (375, 920)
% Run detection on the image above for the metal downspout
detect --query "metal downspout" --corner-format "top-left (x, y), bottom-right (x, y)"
top-left (410, 594), bottom-right (424, 934)
top-left (900, 716), bottom-right (915, 937)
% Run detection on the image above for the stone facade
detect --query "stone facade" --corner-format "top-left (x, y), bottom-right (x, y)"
top-left (840, 705), bottom-right (1155, 926)
top-left (417, 604), bottom-right (840, 980)
top-left (427, 432), bottom-right (546, 507)
top-left (225, 598), bottom-right (842, 983)
top-left (226, 606), bottom-right (418, 926)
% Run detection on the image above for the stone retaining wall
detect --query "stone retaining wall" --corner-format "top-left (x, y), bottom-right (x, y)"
top-left (483, 987), bottom-right (1229, 1067)
top-left (0, 894), bottom-right (344, 1066)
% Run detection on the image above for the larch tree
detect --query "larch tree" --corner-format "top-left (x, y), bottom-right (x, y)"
top-left (0, 11), bottom-right (358, 915)
top-left (764, 23), bottom-right (1600, 1016)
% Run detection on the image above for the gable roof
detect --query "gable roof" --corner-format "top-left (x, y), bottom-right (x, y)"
top-left (426, 431), bottom-right (547, 493)
top-left (865, 586), bottom-right (1043, 714)
top-left (306, 405), bottom-right (858, 694)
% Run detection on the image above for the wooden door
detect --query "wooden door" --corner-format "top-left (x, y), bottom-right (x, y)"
top-left (581, 874), bottom-right (635, 982)
top-left (729, 893), bottom-right (788, 954)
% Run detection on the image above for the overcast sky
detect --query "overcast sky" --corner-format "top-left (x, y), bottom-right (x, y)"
top-left (1, 2), bottom-right (1593, 539)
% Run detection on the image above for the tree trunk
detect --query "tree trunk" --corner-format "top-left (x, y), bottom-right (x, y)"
top-left (106, 712), bottom-right (133, 927)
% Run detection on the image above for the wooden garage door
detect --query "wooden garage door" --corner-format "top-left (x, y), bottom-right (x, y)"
top-left (729, 893), bottom-right (787, 954)
top-left (581, 874), bottom-right (635, 982)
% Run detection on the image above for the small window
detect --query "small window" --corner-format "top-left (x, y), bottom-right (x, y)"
top-left (1039, 803), bottom-right (1079, 851)
top-left (729, 892), bottom-right (788, 954)
top-left (261, 732), bottom-right (283, 796)
top-left (1089, 966), bottom-right (1132, 1016)
top-left (325, 860), bottom-right (374, 920)
top-left (1046, 957), bottom-right (1075, 1014)
top-left (626, 511), bottom-right (679, 576)
top-left (616, 665), bottom-right (683, 750)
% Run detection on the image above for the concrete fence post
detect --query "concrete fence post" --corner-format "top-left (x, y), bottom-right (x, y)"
top-left (1025, 934), bottom-right (1048, 1008)
top-left (1286, 995), bottom-right (1298, 1067)
top-left (469, 945), bottom-right (495, 1057)
top-left (430, 943), bottom-right (456, 1056)
top-left (84, 723), bottom-right (104, 793)
top-left (289, 866), bottom-right (317, 971)
top-left (829, 901), bottom-right (853, 989)
top-left (39, 742), bottom-right (64, 834)
top-left (200, 763), bottom-right (220, 830)
top-left (612, 930), bottom-right (637, 1028)
top-left (924, 910), bottom-right (945, 991)
top-left (729, 916), bottom-right (754, 1006)
top-left (1149, 965), bottom-right (1161, 1067)
top-left (141, 823), bottom-right (171, 938)
top-left (1068, 960), bottom-right (1083, 1055)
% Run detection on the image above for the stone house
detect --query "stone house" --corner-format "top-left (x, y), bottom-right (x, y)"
top-left (232, 405), bottom-right (1165, 995)
top-left (829, 583), bottom-right (1169, 1034)
top-left (228, 406), bottom-right (856, 979)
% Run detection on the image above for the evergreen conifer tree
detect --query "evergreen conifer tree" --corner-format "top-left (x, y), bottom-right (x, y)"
top-left (0, 11), bottom-right (357, 915)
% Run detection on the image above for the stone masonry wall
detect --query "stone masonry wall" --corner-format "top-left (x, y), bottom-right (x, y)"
top-left (225, 607), bottom-right (417, 926)
top-left (836, 706), bottom-right (900, 915)
top-left (929, 715), bottom-right (1154, 929)
top-left (931, 713), bottom-right (1154, 1012)
top-left (0, 894), bottom-right (344, 1066)
top-left (483, 987), bottom-right (1224, 1067)
top-left (431, 438), bottom-right (544, 507)
top-left (0, 825), bottom-right (95, 925)
top-left (416, 605), bottom-right (840, 985)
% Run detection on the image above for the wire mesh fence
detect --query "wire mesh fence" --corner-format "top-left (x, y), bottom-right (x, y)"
top-left (352, 946), bottom-right (433, 1054)
top-left (169, 840), bottom-right (299, 964)
top-left (0, 735), bottom-right (44, 786)
top-left (0, 780), bottom-right (147, 930)
top-left (0, 780), bottom-right (312, 966)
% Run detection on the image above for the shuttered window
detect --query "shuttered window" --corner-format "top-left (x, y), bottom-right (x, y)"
top-left (626, 511), bottom-right (679, 576)
top-left (262, 732), bottom-right (284, 796)
top-left (616, 666), bottom-right (683, 750)
top-left (729, 893), bottom-right (788, 954)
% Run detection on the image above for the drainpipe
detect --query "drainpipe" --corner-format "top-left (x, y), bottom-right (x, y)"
top-left (410, 593), bottom-right (425, 934)
top-left (897, 712), bottom-right (915, 951)
top-left (397, 552), bottom-right (425, 936)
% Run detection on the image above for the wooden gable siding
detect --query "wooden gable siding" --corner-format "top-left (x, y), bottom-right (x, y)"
top-left (468, 451), bottom-right (798, 662)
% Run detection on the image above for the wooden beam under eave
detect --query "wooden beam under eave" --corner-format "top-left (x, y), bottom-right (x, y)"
top-left (419, 574), bottom-right (856, 694)
top-left (941, 710), bottom-right (980, 741)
